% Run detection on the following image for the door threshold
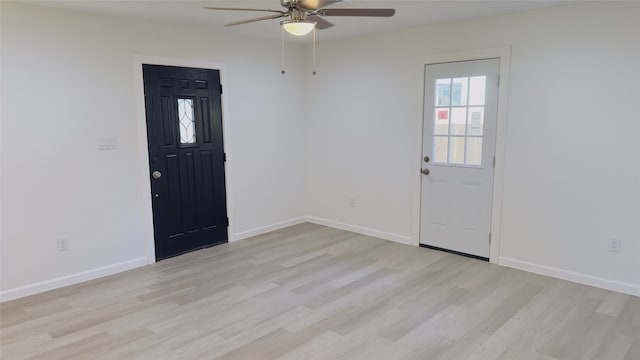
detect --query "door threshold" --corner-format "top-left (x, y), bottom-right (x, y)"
top-left (419, 244), bottom-right (489, 262)
top-left (156, 240), bottom-right (228, 261)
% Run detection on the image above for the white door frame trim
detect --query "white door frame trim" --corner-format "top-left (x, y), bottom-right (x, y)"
top-left (411, 47), bottom-right (511, 263)
top-left (132, 55), bottom-right (236, 264)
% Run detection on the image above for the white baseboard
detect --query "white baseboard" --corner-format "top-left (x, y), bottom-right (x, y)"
top-left (499, 257), bottom-right (640, 297)
top-left (234, 216), bottom-right (307, 241)
top-left (5, 225), bottom-right (636, 303)
top-left (305, 216), bottom-right (415, 246)
top-left (0, 257), bottom-right (148, 302)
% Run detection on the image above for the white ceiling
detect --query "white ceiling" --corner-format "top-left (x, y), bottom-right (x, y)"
top-left (25, 0), bottom-right (584, 41)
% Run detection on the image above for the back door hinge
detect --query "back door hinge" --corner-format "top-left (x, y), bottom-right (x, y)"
top-left (497, 75), bottom-right (500, 88)
top-left (223, 152), bottom-right (227, 162)
top-left (489, 232), bottom-right (492, 243)
top-left (219, 84), bottom-right (223, 94)
top-left (226, 217), bottom-right (229, 227)
top-left (493, 155), bottom-right (496, 168)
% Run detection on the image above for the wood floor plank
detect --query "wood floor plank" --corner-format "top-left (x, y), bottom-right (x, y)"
top-left (598, 291), bottom-right (632, 318)
top-left (1, 223), bottom-right (638, 360)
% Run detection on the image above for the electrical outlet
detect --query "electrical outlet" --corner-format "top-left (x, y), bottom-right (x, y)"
top-left (57, 238), bottom-right (69, 252)
top-left (608, 237), bottom-right (622, 253)
top-left (349, 198), bottom-right (357, 207)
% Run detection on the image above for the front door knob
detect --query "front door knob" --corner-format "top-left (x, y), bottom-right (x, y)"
top-left (424, 156), bottom-right (430, 163)
top-left (422, 168), bottom-right (430, 175)
top-left (152, 170), bottom-right (162, 179)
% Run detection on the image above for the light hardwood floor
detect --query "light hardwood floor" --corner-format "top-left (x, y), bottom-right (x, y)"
top-left (1, 223), bottom-right (638, 359)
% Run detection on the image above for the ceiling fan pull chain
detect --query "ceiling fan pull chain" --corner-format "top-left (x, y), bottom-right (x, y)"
top-left (312, 27), bottom-right (317, 75)
top-left (281, 27), bottom-right (286, 75)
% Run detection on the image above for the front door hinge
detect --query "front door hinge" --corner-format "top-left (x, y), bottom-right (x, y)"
top-left (497, 75), bottom-right (500, 88)
top-left (219, 84), bottom-right (223, 94)
top-left (226, 217), bottom-right (229, 227)
top-left (489, 232), bottom-right (492, 243)
top-left (493, 155), bottom-right (496, 168)
top-left (223, 153), bottom-right (227, 162)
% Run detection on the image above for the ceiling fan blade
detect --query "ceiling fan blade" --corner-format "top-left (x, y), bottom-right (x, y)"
top-left (204, 7), bottom-right (286, 15)
top-left (225, 13), bottom-right (287, 27)
top-left (307, 15), bottom-right (334, 30)
top-left (296, 0), bottom-right (342, 11)
top-left (319, 8), bottom-right (396, 17)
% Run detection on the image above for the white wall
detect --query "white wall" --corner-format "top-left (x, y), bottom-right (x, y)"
top-left (0, 2), bottom-right (306, 297)
top-left (305, 3), bottom-right (640, 293)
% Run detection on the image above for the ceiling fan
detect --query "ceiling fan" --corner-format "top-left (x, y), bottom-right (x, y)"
top-left (205, 0), bottom-right (396, 36)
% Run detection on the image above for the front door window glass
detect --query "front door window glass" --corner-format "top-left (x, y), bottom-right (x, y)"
top-left (178, 98), bottom-right (196, 144)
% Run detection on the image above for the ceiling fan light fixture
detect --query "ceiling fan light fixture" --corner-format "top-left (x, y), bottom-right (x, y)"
top-left (281, 20), bottom-right (315, 36)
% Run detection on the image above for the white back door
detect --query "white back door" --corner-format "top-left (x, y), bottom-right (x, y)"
top-left (420, 58), bottom-right (500, 259)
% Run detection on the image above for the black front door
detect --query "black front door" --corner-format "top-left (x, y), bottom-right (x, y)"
top-left (142, 65), bottom-right (228, 260)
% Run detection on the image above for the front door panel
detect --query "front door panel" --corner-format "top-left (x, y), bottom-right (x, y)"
top-left (143, 65), bottom-right (228, 260)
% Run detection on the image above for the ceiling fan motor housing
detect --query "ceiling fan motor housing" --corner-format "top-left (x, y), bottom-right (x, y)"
top-left (292, 9), bottom-right (307, 20)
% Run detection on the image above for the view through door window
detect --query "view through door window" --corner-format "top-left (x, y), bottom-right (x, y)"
top-left (432, 76), bottom-right (486, 166)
